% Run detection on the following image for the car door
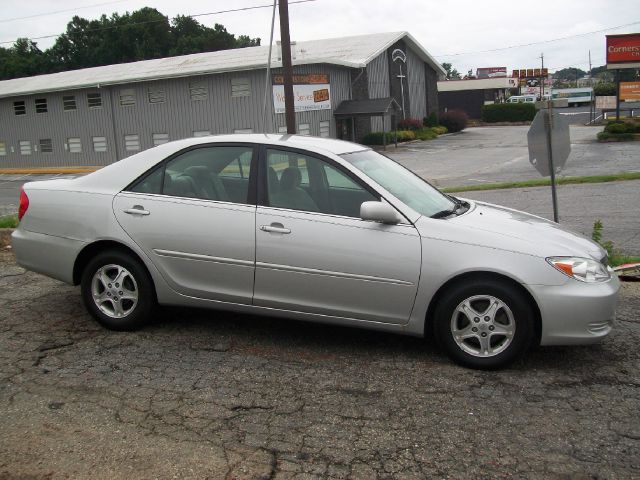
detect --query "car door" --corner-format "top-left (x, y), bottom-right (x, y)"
top-left (254, 147), bottom-right (421, 325)
top-left (113, 144), bottom-right (257, 304)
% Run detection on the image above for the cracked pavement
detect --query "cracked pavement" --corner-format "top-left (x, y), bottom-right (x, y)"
top-left (0, 250), bottom-right (639, 479)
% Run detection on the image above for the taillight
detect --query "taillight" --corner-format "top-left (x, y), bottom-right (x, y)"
top-left (18, 188), bottom-right (29, 221)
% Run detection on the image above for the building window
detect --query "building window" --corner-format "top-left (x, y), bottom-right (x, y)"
top-left (35, 98), bottom-right (48, 114)
top-left (63, 95), bottom-right (77, 111)
top-left (189, 82), bottom-right (208, 101)
top-left (233, 128), bottom-right (253, 134)
top-left (14, 101), bottom-right (26, 116)
top-left (319, 120), bottom-right (330, 138)
top-left (277, 126), bottom-right (288, 134)
top-left (39, 138), bottom-right (53, 153)
top-left (298, 124), bottom-right (310, 136)
top-left (93, 137), bottom-right (107, 152)
top-left (119, 89), bottom-right (136, 107)
top-left (152, 133), bottom-right (169, 146)
top-left (87, 92), bottom-right (102, 108)
top-left (68, 138), bottom-right (82, 153)
top-left (0, 142), bottom-right (6, 156)
top-left (19, 141), bottom-right (31, 155)
top-left (231, 77), bottom-right (251, 97)
top-left (148, 88), bottom-right (166, 104)
top-left (125, 134), bottom-right (140, 151)
top-left (193, 130), bottom-right (211, 137)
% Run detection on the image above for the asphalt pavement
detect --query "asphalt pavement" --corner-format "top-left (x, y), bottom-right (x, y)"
top-left (1, 250), bottom-right (639, 479)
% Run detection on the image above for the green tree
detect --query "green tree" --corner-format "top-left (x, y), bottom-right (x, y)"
top-left (441, 62), bottom-right (461, 80)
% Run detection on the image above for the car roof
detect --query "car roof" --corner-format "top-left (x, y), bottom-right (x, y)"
top-left (68, 134), bottom-right (370, 194)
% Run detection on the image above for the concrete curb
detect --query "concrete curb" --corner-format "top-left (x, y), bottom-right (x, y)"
top-left (0, 229), bottom-right (13, 248)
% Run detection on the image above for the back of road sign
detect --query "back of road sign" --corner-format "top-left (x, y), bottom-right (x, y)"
top-left (527, 110), bottom-right (571, 177)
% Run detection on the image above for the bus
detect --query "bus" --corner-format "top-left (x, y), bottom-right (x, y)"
top-left (551, 87), bottom-right (593, 107)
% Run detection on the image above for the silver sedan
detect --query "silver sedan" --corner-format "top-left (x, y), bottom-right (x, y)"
top-left (12, 134), bottom-right (619, 369)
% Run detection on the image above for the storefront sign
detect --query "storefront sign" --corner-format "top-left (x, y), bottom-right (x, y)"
top-left (272, 74), bottom-right (329, 85)
top-left (477, 67), bottom-right (507, 78)
top-left (620, 82), bottom-right (640, 101)
top-left (606, 34), bottom-right (640, 66)
top-left (595, 96), bottom-right (616, 109)
top-left (273, 84), bottom-right (331, 113)
top-left (512, 68), bottom-right (548, 78)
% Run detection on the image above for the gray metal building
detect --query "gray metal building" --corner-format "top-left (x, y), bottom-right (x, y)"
top-left (0, 32), bottom-right (444, 168)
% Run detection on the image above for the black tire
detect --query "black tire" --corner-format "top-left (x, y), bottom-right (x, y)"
top-left (80, 249), bottom-right (155, 331)
top-left (433, 278), bottom-right (535, 370)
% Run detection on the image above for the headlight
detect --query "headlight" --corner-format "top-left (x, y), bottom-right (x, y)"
top-left (546, 257), bottom-right (611, 283)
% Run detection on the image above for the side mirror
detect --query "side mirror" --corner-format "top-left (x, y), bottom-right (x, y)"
top-left (360, 201), bottom-right (403, 225)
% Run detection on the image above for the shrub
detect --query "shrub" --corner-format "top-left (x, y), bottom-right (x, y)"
top-left (361, 130), bottom-right (415, 145)
top-left (432, 126), bottom-right (448, 135)
top-left (397, 118), bottom-right (423, 130)
top-left (423, 112), bottom-right (439, 128)
top-left (597, 131), bottom-right (634, 141)
top-left (415, 128), bottom-right (437, 141)
top-left (438, 110), bottom-right (468, 132)
top-left (594, 82), bottom-right (616, 96)
top-left (481, 103), bottom-right (536, 123)
top-left (604, 120), bottom-right (640, 134)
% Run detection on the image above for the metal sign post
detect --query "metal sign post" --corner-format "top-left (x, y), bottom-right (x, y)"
top-left (544, 102), bottom-right (559, 222)
top-left (527, 102), bottom-right (571, 223)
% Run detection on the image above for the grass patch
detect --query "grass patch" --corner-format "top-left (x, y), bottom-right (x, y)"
top-left (442, 172), bottom-right (640, 193)
top-left (592, 220), bottom-right (640, 267)
top-left (0, 215), bottom-right (18, 228)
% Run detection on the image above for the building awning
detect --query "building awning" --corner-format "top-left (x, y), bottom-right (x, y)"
top-left (334, 97), bottom-right (402, 116)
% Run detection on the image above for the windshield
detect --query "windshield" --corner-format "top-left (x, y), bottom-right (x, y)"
top-left (340, 149), bottom-right (455, 218)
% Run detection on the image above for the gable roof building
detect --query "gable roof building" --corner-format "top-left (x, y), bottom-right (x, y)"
top-left (0, 32), bottom-right (444, 168)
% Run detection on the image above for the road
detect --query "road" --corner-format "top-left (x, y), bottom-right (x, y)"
top-left (387, 125), bottom-right (640, 189)
top-left (0, 250), bottom-right (639, 479)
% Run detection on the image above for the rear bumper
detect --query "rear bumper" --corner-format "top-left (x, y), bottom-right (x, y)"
top-left (529, 276), bottom-right (620, 346)
top-left (12, 228), bottom-right (86, 284)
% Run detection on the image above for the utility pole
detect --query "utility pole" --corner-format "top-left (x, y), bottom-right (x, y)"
top-left (589, 50), bottom-right (594, 124)
top-left (278, 0), bottom-right (296, 134)
top-left (540, 53), bottom-right (544, 99)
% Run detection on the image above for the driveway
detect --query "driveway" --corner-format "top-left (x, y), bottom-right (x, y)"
top-left (0, 250), bottom-right (639, 479)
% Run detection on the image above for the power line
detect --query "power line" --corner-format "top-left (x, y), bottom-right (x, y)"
top-left (0, 0), bottom-right (128, 23)
top-left (0, 0), bottom-right (318, 46)
top-left (435, 20), bottom-right (640, 57)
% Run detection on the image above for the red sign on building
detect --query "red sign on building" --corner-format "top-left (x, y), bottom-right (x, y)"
top-left (606, 34), bottom-right (640, 68)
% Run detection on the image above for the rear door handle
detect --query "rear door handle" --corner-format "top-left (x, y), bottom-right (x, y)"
top-left (260, 223), bottom-right (291, 234)
top-left (124, 206), bottom-right (150, 216)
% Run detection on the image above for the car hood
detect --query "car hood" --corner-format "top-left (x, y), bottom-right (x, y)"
top-left (416, 200), bottom-right (606, 260)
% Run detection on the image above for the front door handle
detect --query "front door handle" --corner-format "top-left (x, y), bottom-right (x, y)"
top-left (124, 205), bottom-right (150, 216)
top-left (260, 223), bottom-right (291, 234)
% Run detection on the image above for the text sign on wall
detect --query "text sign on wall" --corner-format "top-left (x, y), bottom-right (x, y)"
top-left (273, 84), bottom-right (332, 113)
top-left (606, 34), bottom-right (640, 65)
top-left (620, 82), bottom-right (640, 101)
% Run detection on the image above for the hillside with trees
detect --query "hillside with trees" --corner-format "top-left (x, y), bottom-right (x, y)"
top-left (0, 7), bottom-right (260, 80)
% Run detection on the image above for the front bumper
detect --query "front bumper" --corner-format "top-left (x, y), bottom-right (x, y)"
top-left (528, 275), bottom-right (620, 346)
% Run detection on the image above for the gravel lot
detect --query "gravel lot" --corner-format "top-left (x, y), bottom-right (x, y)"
top-left (1, 250), bottom-right (639, 479)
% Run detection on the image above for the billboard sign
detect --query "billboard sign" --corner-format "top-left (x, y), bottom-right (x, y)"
top-left (620, 82), bottom-right (640, 101)
top-left (512, 68), bottom-right (548, 78)
top-left (273, 84), bottom-right (331, 113)
top-left (606, 34), bottom-right (640, 69)
top-left (476, 67), bottom-right (507, 78)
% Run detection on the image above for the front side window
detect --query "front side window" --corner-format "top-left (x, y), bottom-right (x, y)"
top-left (341, 149), bottom-right (454, 218)
top-left (87, 92), bottom-right (102, 108)
top-left (14, 101), bottom-right (26, 116)
top-left (63, 95), bottom-right (77, 111)
top-left (265, 149), bottom-right (377, 217)
top-left (130, 146), bottom-right (254, 205)
top-left (93, 136), bottom-right (107, 152)
top-left (35, 98), bottom-right (48, 114)
top-left (39, 138), bottom-right (53, 153)
top-left (119, 89), bottom-right (135, 107)
top-left (67, 138), bottom-right (82, 153)
top-left (0, 142), bottom-right (6, 156)
top-left (19, 141), bottom-right (31, 155)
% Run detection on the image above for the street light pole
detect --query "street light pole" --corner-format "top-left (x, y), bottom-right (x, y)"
top-left (278, 0), bottom-right (296, 134)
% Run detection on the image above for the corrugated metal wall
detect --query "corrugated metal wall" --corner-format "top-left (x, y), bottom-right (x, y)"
top-left (0, 64), bottom-right (351, 168)
top-left (406, 48), bottom-right (427, 121)
top-left (367, 52), bottom-right (391, 132)
top-left (0, 88), bottom-right (118, 167)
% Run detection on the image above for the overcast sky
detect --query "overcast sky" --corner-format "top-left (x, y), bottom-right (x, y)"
top-left (1, 0), bottom-right (638, 75)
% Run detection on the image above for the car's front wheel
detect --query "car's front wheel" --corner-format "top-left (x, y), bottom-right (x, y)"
top-left (434, 278), bottom-right (535, 369)
top-left (80, 250), bottom-right (155, 331)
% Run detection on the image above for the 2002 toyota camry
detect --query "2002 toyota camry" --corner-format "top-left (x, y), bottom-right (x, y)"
top-left (12, 134), bottom-right (619, 369)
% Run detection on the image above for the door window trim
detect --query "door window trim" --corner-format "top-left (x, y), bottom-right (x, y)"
top-left (257, 145), bottom-right (381, 214)
top-left (123, 143), bottom-right (259, 206)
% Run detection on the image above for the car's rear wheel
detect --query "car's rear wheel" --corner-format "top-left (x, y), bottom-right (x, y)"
top-left (81, 250), bottom-right (155, 331)
top-left (434, 278), bottom-right (535, 370)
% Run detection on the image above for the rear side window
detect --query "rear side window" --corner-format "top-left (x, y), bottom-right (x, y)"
top-left (129, 146), bottom-right (254, 205)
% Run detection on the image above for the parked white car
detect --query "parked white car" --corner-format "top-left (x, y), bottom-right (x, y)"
top-left (12, 135), bottom-right (619, 369)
